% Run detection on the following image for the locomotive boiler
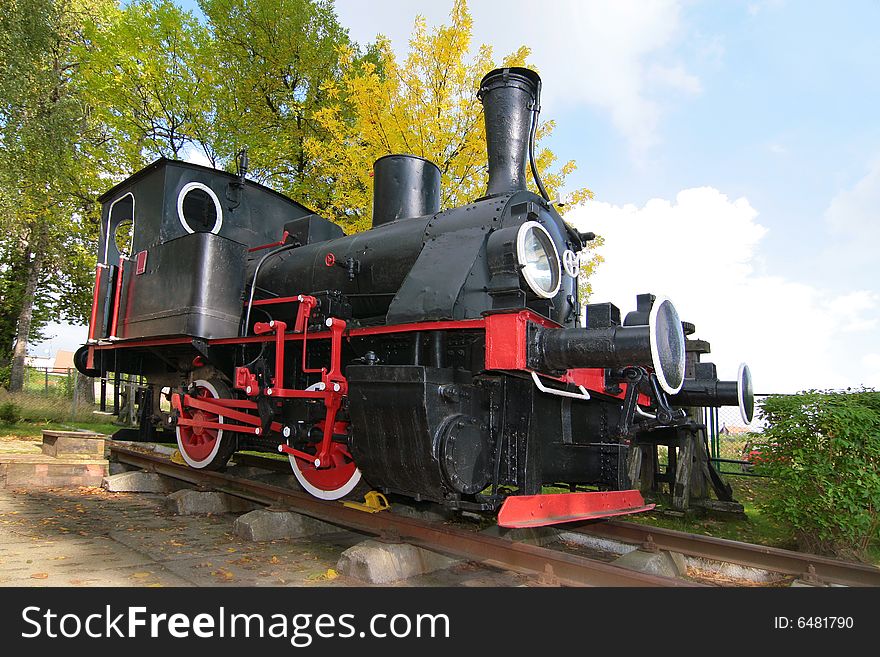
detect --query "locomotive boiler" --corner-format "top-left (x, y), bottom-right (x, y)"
top-left (76, 67), bottom-right (753, 527)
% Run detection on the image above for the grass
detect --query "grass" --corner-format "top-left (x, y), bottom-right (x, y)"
top-left (629, 449), bottom-right (880, 566)
top-left (0, 418), bottom-right (122, 440)
top-left (0, 389), bottom-right (124, 439)
top-left (630, 477), bottom-right (796, 549)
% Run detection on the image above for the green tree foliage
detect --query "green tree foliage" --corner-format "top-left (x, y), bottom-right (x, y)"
top-left (79, 0), bottom-right (211, 169)
top-left (756, 389), bottom-right (880, 558)
top-left (198, 0), bottom-right (356, 211)
top-left (304, 0), bottom-right (593, 233)
top-left (0, 0), bottom-right (110, 389)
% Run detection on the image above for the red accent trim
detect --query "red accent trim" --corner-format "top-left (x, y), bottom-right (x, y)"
top-left (278, 443), bottom-right (327, 465)
top-left (324, 252), bottom-right (335, 267)
top-left (176, 417), bottom-right (260, 435)
top-left (485, 310), bottom-right (560, 370)
top-left (565, 368), bottom-right (605, 391)
top-left (174, 393), bottom-right (284, 435)
top-left (566, 369), bottom-right (652, 406)
top-left (248, 296), bottom-right (302, 307)
top-left (94, 336), bottom-right (191, 349)
top-left (294, 295), bottom-right (317, 333)
top-left (135, 250), bottom-right (148, 275)
top-left (254, 320), bottom-right (288, 386)
top-left (485, 313), bottom-right (527, 370)
top-left (93, 318), bottom-right (488, 350)
top-left (253, 311), bottom-right (349, 467)
top-left (86, 346), bottom-right (96, 370)
top-left (109, 256), bottom-right (125, 338)
top-left (88, 265), bottom-right (101, 341)
top-left (248, 230), bottom-right (290, 252)
top-left (233, 366), bottom-right (259, 395)
top-left (346, 319), bottom-right (485, 339)
top-left (497, 490), bottom-right (655, 528)
top-left (192, 356), bottom-right (205, 367)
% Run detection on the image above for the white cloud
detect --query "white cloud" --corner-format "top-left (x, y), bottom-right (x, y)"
top-left (863, 354), bottom-right (880, 388)
top-left (335, 0), bottom-right (702, 157)
top-left (646, 63), bottom-right (703, 96)
top-left (566, 187), bottom-right (880, 392)
top-left (824, 158), bottom-right (880, 271)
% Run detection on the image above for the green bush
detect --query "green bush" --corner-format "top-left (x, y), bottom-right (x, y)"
top-left (756, 389), bottom-right (880, 559)
top-left (0, 401), bottom-right (20, 424)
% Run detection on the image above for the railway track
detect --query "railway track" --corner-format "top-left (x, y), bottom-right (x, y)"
top-left (108, 443), bottom-right (697, 588)
top-left (567, 519), bottom-right (880, 587)
top-left (109, 443), bottom-right (878, 587)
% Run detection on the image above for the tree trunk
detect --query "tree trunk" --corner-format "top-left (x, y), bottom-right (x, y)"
top-left (74, 371), bottom-right (95, 408)
top-left (8, 237), bottom-right (45, 392)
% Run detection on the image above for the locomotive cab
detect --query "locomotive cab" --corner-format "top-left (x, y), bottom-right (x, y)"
top-left (88, 159), bottom-right (317, 343)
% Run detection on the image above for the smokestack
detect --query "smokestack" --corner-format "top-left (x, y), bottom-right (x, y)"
top-left (478, 67), bottom-right (541, 197)
top-left (372, 154), bottom-right (441, 228)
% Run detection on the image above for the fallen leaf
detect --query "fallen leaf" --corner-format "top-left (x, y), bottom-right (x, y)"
top-left (30, 573), bottom-right (49, 579)
top-left (131, 572), bottom-right (152, 579)
top-left (307, 569), bottom-right (338, 582)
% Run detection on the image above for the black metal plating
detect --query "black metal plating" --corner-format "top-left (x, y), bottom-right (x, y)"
top-left (531, 324), bottom-right (654, 372)
top-left (371, 154), bottom-right (441, 228)
top-left (478, 67), bottom-right (541, 196)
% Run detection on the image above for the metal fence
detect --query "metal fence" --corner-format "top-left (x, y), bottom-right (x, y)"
top-left (22, 366), bottom-right (76, 396)
top-left (703, 394), bottom-right (776, 476)
top-left (16, 365), bottom-right (147, 424)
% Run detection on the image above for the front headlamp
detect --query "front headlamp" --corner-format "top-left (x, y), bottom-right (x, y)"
top-left (516, 221), bottom-right (561, 298)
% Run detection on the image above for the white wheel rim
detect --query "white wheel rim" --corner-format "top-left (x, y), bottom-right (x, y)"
top-left (287, 382), bottom-right (362, 500)
top-left (288, 456), bottom-right (363, 500)
top-left (176, 379), bottom-right (224, 469)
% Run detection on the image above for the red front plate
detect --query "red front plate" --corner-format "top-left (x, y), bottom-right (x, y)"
top-left (497, 490), bottom-right (654, 528)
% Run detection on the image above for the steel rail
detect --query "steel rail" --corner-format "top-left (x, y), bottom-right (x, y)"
top-left (110, 444), bottom-right (697, 588)
top-left (567, 519), bottom-right (880, 587)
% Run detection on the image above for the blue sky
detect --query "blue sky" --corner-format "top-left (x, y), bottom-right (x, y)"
top-left (36, 0), bottom-right (880, 393)
top-left (330, 0), bottom-right (880, 392)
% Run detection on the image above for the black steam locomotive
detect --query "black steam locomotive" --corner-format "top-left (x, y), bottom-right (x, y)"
top-left (76, 68), bottom-right (752, 527)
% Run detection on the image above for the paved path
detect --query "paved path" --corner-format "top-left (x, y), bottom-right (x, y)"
top-left (0, 486), bottom-right (523, 587)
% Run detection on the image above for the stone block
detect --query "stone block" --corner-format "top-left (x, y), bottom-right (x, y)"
top-left (166, 489), bottom-right (258, 515)
top-left (41, 431), bottom-right (104, 458)
top-left (667, 551), bottom-right (689, 577)
top-left (614, 549), bottom-right (683, 579)
top-left (109, 461), bottom-right (137, 475)
top-left (233, 508), bottom-right (339, 542)
top-left (337, 539), bottom-right (458, 584)
top-left (102, 470), bottom-right (190, 493)
top-left (480, 524), bottom-right (560, 547)
top-left (0, 459), bottom-right (107, 488)
top-left (390, 502), bottom-right (453, 522)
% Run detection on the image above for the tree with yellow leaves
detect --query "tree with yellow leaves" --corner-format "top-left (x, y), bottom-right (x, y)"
top-left (305, 0), bottom-right (602, 302)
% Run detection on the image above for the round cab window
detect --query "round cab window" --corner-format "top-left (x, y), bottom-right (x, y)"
top-left (177, 182), bottom-right (223, 234)
top-left (114, 219), bottom-right (134, 257)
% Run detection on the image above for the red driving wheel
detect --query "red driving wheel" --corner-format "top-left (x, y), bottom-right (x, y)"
top-left (176, 379), bottom-right (234, 470)
top-left (288, 420), bottom-right (363, 500)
